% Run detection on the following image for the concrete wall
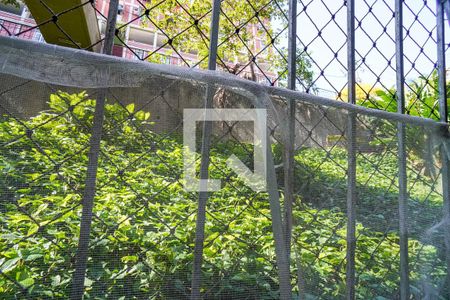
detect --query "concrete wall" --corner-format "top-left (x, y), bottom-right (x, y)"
top-left (0, 75), bottom-right (349, 149)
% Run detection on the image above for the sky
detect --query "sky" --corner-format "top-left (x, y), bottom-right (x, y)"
top-left (274, 0), bottom-right (450, 98)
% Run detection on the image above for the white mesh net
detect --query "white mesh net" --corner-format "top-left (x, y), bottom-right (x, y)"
top-left (0, 37), bottom-right (449, 299)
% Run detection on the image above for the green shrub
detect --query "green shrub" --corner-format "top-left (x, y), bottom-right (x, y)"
top-left (0, 92), bottom-right (446, 299)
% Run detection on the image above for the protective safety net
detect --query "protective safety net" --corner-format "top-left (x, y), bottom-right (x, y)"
top-left (1, 37), bottom-right (450, 299)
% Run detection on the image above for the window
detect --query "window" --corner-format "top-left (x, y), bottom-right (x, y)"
top-left (0, 20), bottom-right (5, 36)
top-left (133, 6), bottom-right (142, 16)
top-left (98, 19), bottom-right (107, 34)
top-left (133, 48), bottom-right (147, 60)
top-left (0, 21), bottom-right (21, 36)
top-left (21, 6), bottom-right (31, 19)
top-left (33, 29), bottom-right (44, 42)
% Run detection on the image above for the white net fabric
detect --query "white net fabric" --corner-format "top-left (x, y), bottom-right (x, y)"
top-left (0, 37), bottom-right (449, 299)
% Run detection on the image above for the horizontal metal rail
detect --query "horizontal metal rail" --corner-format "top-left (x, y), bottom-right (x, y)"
top-left (0, 36), bottom-right (447, 133)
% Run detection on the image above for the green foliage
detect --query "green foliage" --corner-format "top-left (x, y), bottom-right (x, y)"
top-left (0, 92), bottom-right (446, 298)
top-left (291, 147), bottom-right (446, 298)
top-left (356, 71), bottom-right (449, 121)
top-left (0, 0), bottom-right (20, 8)
top-left (354, 72), bottom-right (449, 179)
top-left (140, 0), bottom-right (313, 87)
top-left (273, 47), bottom-right (315, 90)
top-left (142, 0), bottom-right (281, 64)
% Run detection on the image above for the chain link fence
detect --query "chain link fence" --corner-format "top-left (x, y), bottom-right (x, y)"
top-left (0, 0), bottom-right (450, 299)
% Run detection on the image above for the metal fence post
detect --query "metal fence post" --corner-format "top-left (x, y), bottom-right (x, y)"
top-left (285, 0), bottom-right (305, 298)
top-left (346, 0), bottom-right (357, 299)
top-left (264, 111), bottom-right (293, 300)
top-left (190, 0), bottom-right (221, 298)
top-left (395, 0), bottom-right (410, 299)
top-left (284, 0), bottom-right (296, 268)
top-left (69, 1), bottom-right (119, 299)
top-left (436, 0), bottom-right (450, 297)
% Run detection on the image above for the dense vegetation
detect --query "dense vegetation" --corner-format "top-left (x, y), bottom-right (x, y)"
top-left (355, 72), bottom-right (449, 122)
top-left (0, 92), bottom-right (447, 299)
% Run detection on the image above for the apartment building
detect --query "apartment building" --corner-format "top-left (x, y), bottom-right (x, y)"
top-left (0, 3), bottom-right (43, 41)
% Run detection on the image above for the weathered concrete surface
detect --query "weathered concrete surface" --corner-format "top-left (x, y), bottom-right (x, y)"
top-left (0, 74), bottom-right (348, 149)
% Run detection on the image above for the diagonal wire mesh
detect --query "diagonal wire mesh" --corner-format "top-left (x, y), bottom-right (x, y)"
top-left (0, 0), bottom-right (450, 299)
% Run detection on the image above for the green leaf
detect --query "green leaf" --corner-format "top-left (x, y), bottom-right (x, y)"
top-left (0, 257), bottom-right (20, 273)
top-left (126, 103), bottom-right (135, 113)
top-left (19, 277), bottom-right (34, 288)
top-left (51, 275), bottom-right (61, 287)
top-left (25, 254), bottom-right (43, 262)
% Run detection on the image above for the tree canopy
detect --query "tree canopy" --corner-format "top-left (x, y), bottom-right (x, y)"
top-left (138, 0), bottom-right (314, 87)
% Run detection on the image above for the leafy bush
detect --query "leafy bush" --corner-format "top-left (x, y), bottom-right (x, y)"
top-left (290, 146), bottom-right (446, 299)
top-left (356, 72), bottom-right (449, 121)
top-left (353, 72), bottom-right (449, 179)
top-left (0, 92), bottom-right (446, 298)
